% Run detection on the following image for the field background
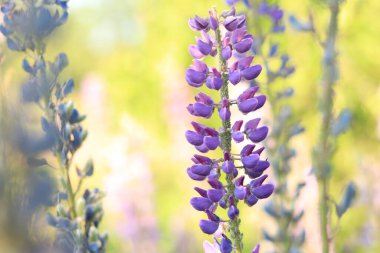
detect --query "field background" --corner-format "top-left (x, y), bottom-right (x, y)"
top-left (0, 0), bottom-right (379, 252)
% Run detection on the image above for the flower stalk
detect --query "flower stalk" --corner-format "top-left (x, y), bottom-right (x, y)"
top-left (214, 18), bottom-right (243, 252)
top-left (186, 7), bottom-right (274, 253)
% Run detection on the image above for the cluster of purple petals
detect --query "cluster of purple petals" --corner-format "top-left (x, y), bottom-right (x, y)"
top-left (186, 8), bottom-right (273, 253)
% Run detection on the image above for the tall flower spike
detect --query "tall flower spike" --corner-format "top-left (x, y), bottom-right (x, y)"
top-left (1, 1), bottom-right (107, 252)
top-left (226, 1), bottom-right (306, 253)
top-left (186, 8), bottom-right (273, 253)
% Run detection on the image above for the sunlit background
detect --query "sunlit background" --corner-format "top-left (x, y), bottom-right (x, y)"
top-left (0, 0), bottom-right (379, 252)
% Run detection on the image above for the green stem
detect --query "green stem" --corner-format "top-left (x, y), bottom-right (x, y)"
top-left (213, 9), bottom-right (243, 253)
top-left (65, 166), bottom-right (77, 218)
top-left (0, 56), bottom-right (5, 172)
top-left (314, 1), bottom-right (340, 253)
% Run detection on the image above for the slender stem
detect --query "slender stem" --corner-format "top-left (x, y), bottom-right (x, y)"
top-left (213, 9), bottom-right (243, 253)
top-left (314, 1), bottom-right (340, 253)
top-left (0, 56), bottom-right (5, 172)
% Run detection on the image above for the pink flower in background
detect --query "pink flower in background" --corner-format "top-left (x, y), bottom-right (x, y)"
top-left (203, 240), bottom-right (221, 253)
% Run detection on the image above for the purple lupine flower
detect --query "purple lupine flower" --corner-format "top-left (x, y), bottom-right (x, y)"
top-left (186, 8), bottom-right (273, 252)
top-left (186, 60), bottom-right (208, 87)
top-left (206, 68), bottom-right (224, 90)
top-left (187, 92), bottom-right (214, 118)
top-left (252, 244), bottom-right (260, 253)
top-left (220, 236), bottom-right (233, 253)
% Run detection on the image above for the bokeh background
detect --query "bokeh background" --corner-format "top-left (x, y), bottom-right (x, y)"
top-left (0, 0), bottom-right (379, 252)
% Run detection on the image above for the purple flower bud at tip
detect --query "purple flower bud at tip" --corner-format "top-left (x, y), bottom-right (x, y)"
top-left (193, 154), bottom-right (212, 164)
top-left (228, 205), bottom-right (239, 219)
top-left (185, 130), bottom-right (203, 146)
top-left (204, 136), bottom-right (220, 150)
top-left (245, 118), bottom-right (261, 132)
top-left (238, 56), bottom-right (254, 69)
top-left (219, 198), bottom-right (227, 209)
top-left (222, 160), bottom-right (235, 174)
top-left (252, 244), bottom-right (260, 253)
top-left (245, 194), bottom-right (258, 207)
top-left (234, 186), bottom-right (247, 200)
top-left (190, 197), bottom-right (212, 211)
top-left (207, 189), bottom-right (224, 203)
top-left (254, 160), bottom-right (270, 173)
top-left (248, 126), bottom-right (269, 143)
top-left (206, 76), bottom-right (223, 90)
top-left (220, 236), bottom-right (233, 253)
top-left (189, 45), bottom-right (204, 59)
top-left (195, 143), bottom-right (210, 153)
top-left (253, 184), bottom-right (274, 199)
top-left (242, 65), bottom-right (262, 80)
top-left (255, 95), bottom-right (266, 109)
top-left (224, 16), bottom-right (239, 31)
top-left (219, 107), bottom-right (231, 121)
top-left (234, 38), bottom-right (253, 53)
top-left (197, 39), bottom-right (212, 55)
top-left (222, 46), bottom-right (232, 60)
top-left (187, 168), bottom-right (207, 181)
top-left (234, 175), bottom-right (245, 186)
top-left (242, 154), bottom-right (260, 169)
top-left (189, 16), bottom-right (209, 31)
top-left (232, 131), bottom-right (244, 143)
top-left (193, 102), bottom-right (213, 118)
top-left (229, 70), bottom-right (241, 85)
top-left (240, 144), bottom-right (256, 157)
top-left (199, 219), bottom-right (219, 234)
top-left (194, 187), bottom-right (208, 198)
top-left (190, 164), bottom-right (212, 176)
top-left (238, 98), bottom-right (258, 114)
top-left (232, 120), bottom-right (244, 131)
top-left (208, 178), bottom-right (224, 189)
top-left (252, 146), bottom-right (265, 155)
top-left (209, 12), bottom-right (218, 30)
top-left (250, 174), bottom-right (269, 187)
top-left (186, 69), bottom-right (206, 87)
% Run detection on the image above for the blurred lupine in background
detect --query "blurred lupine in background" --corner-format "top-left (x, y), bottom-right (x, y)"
top-left (0, 49), bottom-right (56, 252)
top-left (0, 0), bottom-right (107, 252)
top-left (185, 7), bottom-right (275, 252)
top-left (288, 1), bottom-right (356, 252)
top-left (226, 1), bottom-right (306, 252)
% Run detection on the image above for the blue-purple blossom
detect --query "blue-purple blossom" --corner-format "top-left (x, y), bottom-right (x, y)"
top-left (186, 8), bottom-right (272, 252)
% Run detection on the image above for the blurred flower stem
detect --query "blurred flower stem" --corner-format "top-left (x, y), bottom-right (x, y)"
top-left (314, 1), bottom-right (340, 252)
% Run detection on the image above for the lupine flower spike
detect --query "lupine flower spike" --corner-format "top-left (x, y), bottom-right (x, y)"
top-left (186, 8), bottom-right (273, 253)
top-left (288, 1), bottom-right (356, 252)
top-left (1, 1), bottom-right (107, 252)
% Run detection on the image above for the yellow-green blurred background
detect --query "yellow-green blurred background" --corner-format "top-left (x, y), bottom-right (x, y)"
top-left (0, 0), bottom-right (379, 252)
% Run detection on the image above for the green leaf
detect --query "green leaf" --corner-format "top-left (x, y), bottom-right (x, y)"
top-left (84, 159), bottom-right (94, 177)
